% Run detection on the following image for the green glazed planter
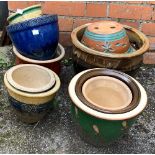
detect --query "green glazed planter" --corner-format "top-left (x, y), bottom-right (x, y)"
top-left (68, 69), bottom-right (147, 146)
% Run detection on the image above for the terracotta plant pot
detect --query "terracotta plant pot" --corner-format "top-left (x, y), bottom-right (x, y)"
top-left (4, 64), bottom-right (61, 124)
top-left (81, 21), bottom-right (134, 54)
top-left (6, 64), bottom-right (56, 93)
top-left (7, 4), bottom-right (42, 25)
top-left (13, 43), bottom-right (65, 75)
top-left (7, 4), bottom-right (42, 24)
top-left (68, 69), bottom-right (147, 145)
top-left (71, 23), bottom-right (149, 73)
top-left (75, 68), bottom-right (140, 114)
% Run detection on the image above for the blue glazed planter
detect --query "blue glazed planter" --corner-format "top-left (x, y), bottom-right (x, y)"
top-left (7, 15), bottom-right (59, 60)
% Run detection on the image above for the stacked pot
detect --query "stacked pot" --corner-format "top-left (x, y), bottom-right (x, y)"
top-left (4, 4), bottom-right (64, 123)
top-left (69, 21), bottom-right (149, 145)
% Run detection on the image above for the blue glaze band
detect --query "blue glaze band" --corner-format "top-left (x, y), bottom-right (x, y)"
top-left (9, 96), bottom-right (53, 113)
top-left (84, 29), bottom-right (127, 42)
top-left (7, 15), bottom-right (58, 33)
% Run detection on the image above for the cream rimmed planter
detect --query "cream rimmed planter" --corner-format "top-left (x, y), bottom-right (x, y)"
top-left (6, 64), bottom-right (56, 93)
top-left (68, 69), bottom-right (147, 145)
top-left (13, 43), bottom-right (65, 75)
top-left (4, 65), bottom-right (60, 123)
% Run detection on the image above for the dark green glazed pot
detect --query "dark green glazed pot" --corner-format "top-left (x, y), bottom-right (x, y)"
top-left (68, 69), bottom-right (147, 146)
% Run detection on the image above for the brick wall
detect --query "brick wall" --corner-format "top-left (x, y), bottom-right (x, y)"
top-left (8, 1), bottom-right (155, 64)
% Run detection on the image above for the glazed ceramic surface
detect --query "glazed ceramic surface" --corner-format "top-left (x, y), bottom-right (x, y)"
top-left (13, 43), bottom-right (65, 75)
top-left (81, 21), bottom-right (134, 54)
top-left (71, 24), bottom-right (149, 72)
top-left (68, 69), bottom-right (147, 144)
top-left (7, 15), bottom-right (59, 60)
top-left (75, 68), bottom-right (140, 114)
top-left (82, 76), bottom-right (132, 111)
top-left (7, 4), bottom-right (42, 24)
top-left (6, 64), bottom-right (56, 93)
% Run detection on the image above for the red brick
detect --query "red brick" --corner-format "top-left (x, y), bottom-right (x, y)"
top-left (86, 3), bottom-right (107, 17)
top-left (148, 37), bottom-right (155, 51)
top-left (42, 2), bottom-right (85, 17)
top-left (120, 21), bottom-right (139, 29)
top-left (143, 52), bottom-right (155, 64)
top-left (151, 11), bottom-right (155, 20)
top-left (109, 4), bottom-right (153, 20)
top-left (141, 23), bottom-right (155, 36)
top-left (59, 18), bottom-right (73, 32)
top-left (8, 1), bottom-right (39, 10)
top-left (59, 32), bottom-right (72, 47)
top-left (147, 1), bottom-right (155, 4)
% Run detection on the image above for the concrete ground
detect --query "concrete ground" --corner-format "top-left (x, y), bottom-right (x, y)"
top-left (0, 46), bottom-right (155, 153)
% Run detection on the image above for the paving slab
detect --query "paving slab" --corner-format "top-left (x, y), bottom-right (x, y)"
top-left (0, 46), bottom-right (155, 153)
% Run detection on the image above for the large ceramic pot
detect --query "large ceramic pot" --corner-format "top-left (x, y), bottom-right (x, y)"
top-left (4, 64), bottom-right (61, 123)
top-left (75, 68), bottom-right (140, 114)
top-left (71, 24), bottom-right (149, 73)
top-left (81, 21), bottom-right (134, 54)
top-left (68, 69), bottom-right (147, 145)
top-left (7, 4), bottom-right (42, 24)
top-left (7, 14), bottom-right (59, 60)
top-left (13, 43), bottom-right (65, 75)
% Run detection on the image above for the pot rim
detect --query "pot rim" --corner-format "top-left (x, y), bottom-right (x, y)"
top-left (7, 4), bottom-right (42, 22)
top-left (4, 65), bottom-right (61, 98)
top-left (13, 43), bottom-right (65, 64)
top-left (6, 64), bottom-right (56, 93)
top-left (68, 68), bottom-right (147, 120)
top-left (71, 23), bottom-right (149, 58)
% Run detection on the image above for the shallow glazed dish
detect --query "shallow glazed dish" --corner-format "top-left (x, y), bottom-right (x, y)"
top-left (7, 14), bottom-right (59, 60)
top-left (81, 21), bottom-right (134, 54)
top-left (75, 68), bottom-right (140, 114)
top-left (68, 69), bottom-right (147, 145)
top-left (71, 23), bottom-right (149, 73)
top-left (13, 43), bottom-right (65, 75)
top-left (6, 64), bottom-right (56, 93)
top-left (7, 4), bottom-right (42, 24)
top-left (4, 65), bottom-right (61, 123)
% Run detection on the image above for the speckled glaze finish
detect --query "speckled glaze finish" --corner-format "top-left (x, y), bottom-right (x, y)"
top-left (71, 24), bottom-right (149, 73)
top-left (68, 69), bottom-right (147, 145)
top-left (7, 4), bottom-right (42, 24)
top-left (75, 68), bottom-right (140, 114)
top-left (7, 15), bottom-right (59, 60)
top-left (13, 43), bottom-right (65, 75)
top-left (81, 21), bottom-right (134, 54)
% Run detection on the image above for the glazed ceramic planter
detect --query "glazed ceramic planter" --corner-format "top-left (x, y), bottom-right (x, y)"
top-left (75, 69), bottom-right (140, 114)
top-left (81, 21), bottom-right (134, 54)
top-left (71, 24), bottom-right (149, 73)
top-left (6, 64), bottom-right (56, 93)
top-left (68, 69), bottom-right (147, 145)
top-left (13, 43), bottom-right (65, 75)
top-left (7, 14), bottom-right (59, 60)
top-left (4, 64), bottom-right (61, 123)
top-left (7, 4), bottom-right (42, 24)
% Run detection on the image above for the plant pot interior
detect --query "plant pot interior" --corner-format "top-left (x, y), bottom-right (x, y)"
top-left (82, 76), bottom-right (132, 111)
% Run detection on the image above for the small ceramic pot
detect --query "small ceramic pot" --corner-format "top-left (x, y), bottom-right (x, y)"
top-left (13, 43), bottom-right (65, 75)
top-left (6, 64), bottom-right (56, 93)
top-left (71, 24), bottom-right (149, 73)
top-left (75, 68), bottom-right (140, 114)
top-left (7, 14), bottom-right (59, 60)
top-left (7, 4), bottom-right (42, 24)
top-left (68, 69), bottom-right (147, 145)
top-left (81, 21), bottom-right (134, 54)
top-left (4, 65), bottom-right (61, 123)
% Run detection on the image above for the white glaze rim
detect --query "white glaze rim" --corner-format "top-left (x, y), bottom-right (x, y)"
top-left (13, 43), bottom-right (65, 64)
top-left (68, 69), bottom-right (147, 120)
top-left (6, 64), bottom-right (56, 93)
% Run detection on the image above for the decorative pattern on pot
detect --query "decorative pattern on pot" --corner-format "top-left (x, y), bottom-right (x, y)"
top-left (7, 15), bottom-right (59, 60)
top-left (7, 4), bottom-right (42, 24)
top-left (81, 21), bottom-right (134, 54)
top-left (13, 43), bottom-right (65, 75)
top-left (68, 69), bottom-right (147, 145)
top-left (71, 24), bottom-right (149, 73)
